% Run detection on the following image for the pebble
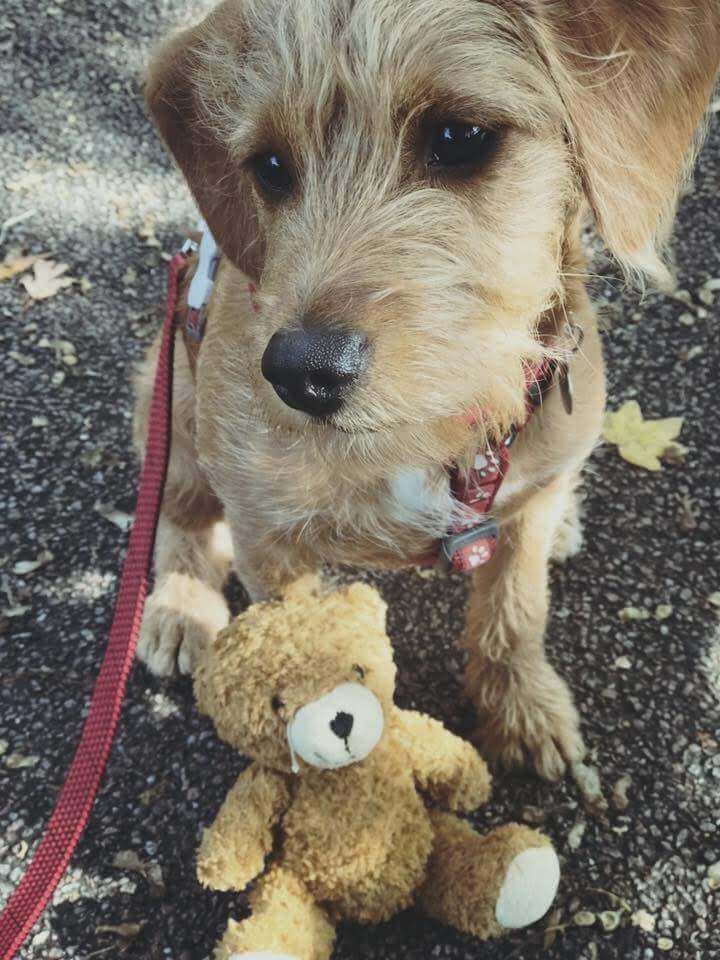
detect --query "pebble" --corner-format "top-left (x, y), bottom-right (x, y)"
top-left (573, 911), bottom-right (596, 927)
top-left (632, 910), bottom-right (657, 932)
top-left (572, 762), bottom-right (608, 816)
top-left (568, 819), bottom-right (587, 850)
top-left (599, 910), bottom-right (621, 932)
top-left (612, 774), bottom-right (632, 811)
top-left (619, 606), bottom-right (650, 621)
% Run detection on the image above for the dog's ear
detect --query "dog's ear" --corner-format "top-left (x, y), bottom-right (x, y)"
top-left (533, 0), bottom-right (720, 284)
top-left (145, 2), bottom-right (263, 278)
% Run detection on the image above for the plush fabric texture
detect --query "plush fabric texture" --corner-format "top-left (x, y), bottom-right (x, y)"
top-left (194, 576), bottom-right (559, 958)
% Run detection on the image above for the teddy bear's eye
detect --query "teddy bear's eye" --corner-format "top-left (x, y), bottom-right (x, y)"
top-left (271, 695), bottom-right (285, 713)
top-left (352, 664), bottom-right (365, 680)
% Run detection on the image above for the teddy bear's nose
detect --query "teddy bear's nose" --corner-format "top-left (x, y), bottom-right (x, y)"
top-left (330, 711), bottom-right (354, 741)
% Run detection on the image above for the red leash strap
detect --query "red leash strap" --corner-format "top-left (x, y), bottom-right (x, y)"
top-left (0, 252), bottom-right (186, 960)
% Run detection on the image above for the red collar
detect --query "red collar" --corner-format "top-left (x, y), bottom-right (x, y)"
top-left (429, 352), bottom-right (573, 573)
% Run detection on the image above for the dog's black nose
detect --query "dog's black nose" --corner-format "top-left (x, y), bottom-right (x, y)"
top-left (330, 711), bottom-right (354, 740)
top-left (261, 328), bottom-right (368, 417)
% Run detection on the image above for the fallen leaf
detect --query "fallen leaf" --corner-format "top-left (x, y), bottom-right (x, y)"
top-left (139, 218), bottom-right (161, 248)
top-left (95, 502), bottom-right (133, 532)
top-left (3, 605), bottom-right (30, 618)
top-left (697, 730), bottom-right (718, 750)
top-left (543, 908), bottom-right (563, 949)
top-left (8, 351), bottom-right (34, 366)
top-left (603, 401), bottom-right (683, 471)
top-left (0, 253), bottom-right (43, 282)
top-left (96, 922), bottom-right (144, 939)
top-left (112, 850), bottom-right (165, 897)
top-left (619, 606), bottom-right (650, 622)
top-left (4, 752), bottom-right (40, 769)
top-left (13, 550), bottom-right (53, 576)
top-left (661, 441), bottom-right (689, 466)
top-left (655, 604), bottom-right (673, 621)
top-left (21, 259), bottom-right (74, 300)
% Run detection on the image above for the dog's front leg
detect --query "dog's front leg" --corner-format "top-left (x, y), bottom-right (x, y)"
top-left (462, 472), bottom-right (585, 781)
top-left (134, 333), bottom-right (232, 676)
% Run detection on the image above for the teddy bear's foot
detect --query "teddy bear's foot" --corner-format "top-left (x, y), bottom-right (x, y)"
top-left (495, 845), bottom-right (560, 929)
top-left (214, 868), bottom-right (335, 960)
top-left (419, 813), bottom-right (560, 940)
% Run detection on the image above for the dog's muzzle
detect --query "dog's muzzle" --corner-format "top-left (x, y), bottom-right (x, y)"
top-left (286, 682), bottom-right (384, 771)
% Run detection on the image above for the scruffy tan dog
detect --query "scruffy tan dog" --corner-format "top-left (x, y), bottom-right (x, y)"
top-left (195, 575), bottom-right (560, 959)
top-left (135, 0), bottom-right (720, 779)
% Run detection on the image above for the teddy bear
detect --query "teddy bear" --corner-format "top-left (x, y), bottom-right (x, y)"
top-left (193, 575), bottom-right (560, 960)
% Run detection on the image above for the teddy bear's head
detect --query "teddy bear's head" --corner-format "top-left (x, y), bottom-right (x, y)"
top-left (194, 576), bottom-right (396, 774)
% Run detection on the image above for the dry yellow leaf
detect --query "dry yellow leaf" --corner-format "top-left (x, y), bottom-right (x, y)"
top-left (0, 252), bottom-right (45, 282)
top-left (20, 259), bottom-right (74, 300)
top-left (603, 401), bottom-right (683, 471)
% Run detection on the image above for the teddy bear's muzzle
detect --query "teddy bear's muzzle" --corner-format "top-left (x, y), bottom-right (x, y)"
top-left (286, 682), bottom-right (384, 771)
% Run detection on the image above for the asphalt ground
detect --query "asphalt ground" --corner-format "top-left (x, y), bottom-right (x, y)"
top-left (1, 2), bottom-right (719, 959)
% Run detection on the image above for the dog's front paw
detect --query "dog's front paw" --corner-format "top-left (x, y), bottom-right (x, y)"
top-left (137, 573), bottom-right (230, 676)
top-left (471, 662), bottom-right (585, 781)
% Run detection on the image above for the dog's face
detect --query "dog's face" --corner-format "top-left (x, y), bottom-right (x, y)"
top-left (148, 0), bottom-right (718, 445)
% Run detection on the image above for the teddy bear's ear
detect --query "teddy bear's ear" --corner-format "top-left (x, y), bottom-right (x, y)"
top-left (344, 583), bottom-right (388, 631)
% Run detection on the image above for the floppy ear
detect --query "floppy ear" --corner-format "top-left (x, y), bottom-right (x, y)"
top-left (533, 0), bottom-right (720, 285)
top-left (145, 1), bottom-right (264, 278)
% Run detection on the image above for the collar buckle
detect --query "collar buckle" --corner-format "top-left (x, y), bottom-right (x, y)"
top-left (439, 518), bottom-right (499, 573)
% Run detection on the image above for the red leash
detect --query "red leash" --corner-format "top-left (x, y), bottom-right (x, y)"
top-left (0, 252), bottom-right (186, 959)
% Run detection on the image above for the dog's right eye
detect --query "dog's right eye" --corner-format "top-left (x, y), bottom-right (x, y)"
top-left (427, 122), bottom-right (495, 173)
top-left (251, 153), bottom-right (293, 199)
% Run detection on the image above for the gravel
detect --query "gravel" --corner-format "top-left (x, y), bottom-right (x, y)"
top-left (1, 2), bottom-right (719, 959)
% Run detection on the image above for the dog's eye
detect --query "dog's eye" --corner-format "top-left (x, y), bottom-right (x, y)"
top-left (251, 153), bottom-right (293, 198)
top-left (271, 695), bottom-right (285, 713)
top-left (427, 123), bottom-right (493, 170)
top-left (352, 664), bottom-right (365, 680)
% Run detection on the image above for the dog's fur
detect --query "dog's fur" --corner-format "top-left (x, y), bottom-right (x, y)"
top-left (135, 0), bottom-right (720, 779)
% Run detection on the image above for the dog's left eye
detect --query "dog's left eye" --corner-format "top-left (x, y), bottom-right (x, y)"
top-left (251, 153), bottom-right (293, 198)
top-left (428, 123), bottom-right (493, 170)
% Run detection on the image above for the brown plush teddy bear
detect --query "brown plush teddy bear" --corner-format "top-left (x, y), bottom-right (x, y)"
top-left (194, 576), bottom-right (560, 960)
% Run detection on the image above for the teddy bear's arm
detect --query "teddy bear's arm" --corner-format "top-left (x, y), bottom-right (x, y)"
top-left (392, 708), bottom-right (492, 812)
top-left (196, 764), bottom-right (291, 892)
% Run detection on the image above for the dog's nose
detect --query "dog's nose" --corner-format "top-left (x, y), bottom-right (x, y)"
top-left (261, 328), bottom-right (368, 417)
top-left (330, 711), bottom-right (354, 740)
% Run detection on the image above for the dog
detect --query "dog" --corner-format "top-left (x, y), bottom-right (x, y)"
top-left (134, 0), bottom-right (720, 780)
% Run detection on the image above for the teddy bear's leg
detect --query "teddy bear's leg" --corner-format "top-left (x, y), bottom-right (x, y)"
top-left (418, 812), bottom-right (560, 939)
top-left (214, 866), bottom-right (335, 960)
